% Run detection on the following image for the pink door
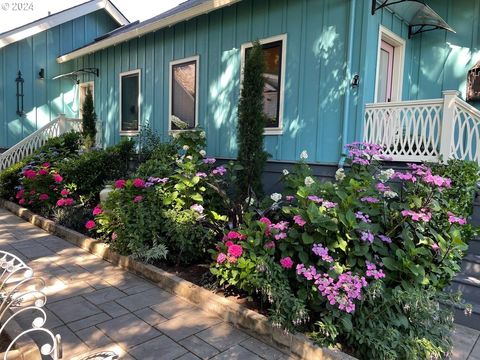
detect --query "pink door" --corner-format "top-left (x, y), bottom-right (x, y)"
top-left (376, 40), bottom-right (395, 102)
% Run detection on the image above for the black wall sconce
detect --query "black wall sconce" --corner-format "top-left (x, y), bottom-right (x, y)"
top-left (351, 74), bottom-right (360, 88)
top-left (38, 68), bottom-right (45, 80)
top-left (15, 70), bottom-right (24, 116)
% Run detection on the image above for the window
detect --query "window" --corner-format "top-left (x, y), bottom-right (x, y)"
top-left (78, 82), bottom-right (94, 119)
top-left (241, 34), bottom-right (287, 134)
top-left (169, 56), bottom-right (199, 131)
top-left (119, 70), bottom-right (140, 134)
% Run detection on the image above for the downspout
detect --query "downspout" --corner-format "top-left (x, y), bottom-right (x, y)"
top-left (339, 0), bottom-right (357, 167)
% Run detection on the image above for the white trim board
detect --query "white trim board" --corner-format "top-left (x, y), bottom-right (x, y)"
top-left (169, 55), bottom-right (200, 132)
top-left (119, 69), bottom-right (141, 136)
top-left (0, 0), bottom-right (129, 49)
top-left (374, 26), bottom-right (405, 102)
top-left (240, 33), bottom-right (287, 136)
top-left (57, 0), bottom-right (242, 63)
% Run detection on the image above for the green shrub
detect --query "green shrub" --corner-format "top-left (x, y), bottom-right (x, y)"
top-left (81, 86), bottom-right (97, 149)
top-left (211, 143), bottom-right (472, 359)
top-left (0, 160), bottom-right (28, 200)
top-left (59, 139), bottom-right (134, 204)
top-left (431, 159), bottom-right (479, 217)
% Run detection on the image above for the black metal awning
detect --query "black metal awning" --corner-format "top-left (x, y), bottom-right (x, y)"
top-left (52, 68), bottom-right (99, 82)
top-left (372, 0), bottom-right (456, 38)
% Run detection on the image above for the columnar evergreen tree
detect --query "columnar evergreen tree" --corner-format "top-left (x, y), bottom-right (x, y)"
top-left (236, 41), bottom-right (268, 201)
top-left (82, 86), bottom-right (97, 149)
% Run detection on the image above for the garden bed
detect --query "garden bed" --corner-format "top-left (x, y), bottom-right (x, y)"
top-left (0, 199), bottom-right (356, 360)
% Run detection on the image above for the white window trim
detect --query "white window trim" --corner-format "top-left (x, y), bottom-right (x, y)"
top-left (169, 55), bottom-right (200, 133)
top-left (78, 81), bottom-right (94, 119)
top-left (374, 26), bottom-right (405, 103)
top-left (119, 69), bottom-right (141, 136)
top-left (240, 33), bottom-right (287, 136)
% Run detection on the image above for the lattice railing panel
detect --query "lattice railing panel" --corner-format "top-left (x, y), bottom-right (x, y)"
top-left (0, 117), bottom-right (82, 171)
top-left (451, 99), bottom-right (480, 162)
top-left (364, 100), bottom-right (443, 162)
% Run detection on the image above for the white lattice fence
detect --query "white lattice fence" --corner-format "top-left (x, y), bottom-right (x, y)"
top-left (451, 98), bottom-right (480, 162)
top-left (0, 116), bottom-right (82, 171)
top-left (364, 99), bottom-right (443, 162)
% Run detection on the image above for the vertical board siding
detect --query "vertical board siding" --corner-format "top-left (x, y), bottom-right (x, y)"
top-left (0, 9), bottom-right (121, 148)
top-left (86, 0), bottom-right (357, 164)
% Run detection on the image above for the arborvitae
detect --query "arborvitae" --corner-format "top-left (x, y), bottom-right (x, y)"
top-left (82, 86), bottom-right (97, 148)
top-left (236, 41), bottom-right (268, 201)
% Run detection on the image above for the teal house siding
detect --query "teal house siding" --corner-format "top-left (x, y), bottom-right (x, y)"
top-left (0, 9), bottom-right (120, 148)
top-left (78, 0), bottom-right (359, 164)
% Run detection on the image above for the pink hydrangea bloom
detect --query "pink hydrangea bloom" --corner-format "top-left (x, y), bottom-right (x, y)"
top-left (64, 198), bottom-right (74, 206)
top-left (447, 211), bottom-right (467, 225)
top-left (203, 158), bottom-right (216, 164)
top-left (39, 193), bottom-right (49, 201)
top-left (56, 199), bottom-right (66, 207)
top-left (259, 217), bottom-right (272, 226)
top-left (23, 170), bottom-right (37, 179)
top-left (132, 178), bottom-right (145, 188)
top-left (285, 195), bottom-right (295, 201)
top-left (365, 261), bottom-right (385, 280)
top-left (38, 169), bottom-right (48, 176)
top-left (226, 231), bottom-right (245, 240)
top-left (85, 220), bottom-right (96, 230)
top-left (323, 201), bottom-right (338, 209)
top-left (133, 195), bottom-right (143, 203)
top-left (60, 189), bottom-right (69, 197)
top-left (227, 244), bottom-right (243, 258)
top-left (115, 179), bottom-right (126, 189)
top-left (217, 253), bottom-right (227, 264)
top-left (190, 204), bottom-right (204, 213)
top-left (280, 257), bottom-right (294, 269)
top-left (53, 174), bottom-right (63, 183)
top-left (307, 195), bottom-right (323, 203)
top-left (111, 232), bottom-right (118, 241)
top-left (15, 190), bottom-right (24, 199)
top-left (42, 162), bottom-right (50, 168)
top-left (293, 215), bottom-right (306, 227)
top-left (401, 209), bottom-right (432, 222)
top-left (196, 172), bottom-right (207, 178)
top-left (275, 232), bottom-right (287, 240)
top-left (264, 241), bottom-right (275, 249)
top-left (212, 166), bottom-right (227, 176)
top-left (93, 206), bottom-right (102, 216)
top-left (18, 199), bottom-right (26, 205)
top-left (273, 221), bottom-right (289, 231)
top-left (360, 197), bottom-right (380, 203)
top-left (431, 242), bottom-right (440, 251)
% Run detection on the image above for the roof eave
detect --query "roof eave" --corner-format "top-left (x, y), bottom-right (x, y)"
top-left (57, 0), bottom-right (242, 64)
top-left (0, 0), bottom-right (129, 49)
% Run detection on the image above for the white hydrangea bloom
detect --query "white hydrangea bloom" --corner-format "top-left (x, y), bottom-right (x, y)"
top-left (200, 131), bottom-right (206, 138)
top-left (183, 145), bottom-right (189, 151)
top-left (304, 176), bottom-right (315, 187)
top-left (377, 169), bottom-right (395, 183)
top-left (282, 169), bottom-right (289, 176)
top-left (300, 150), bottom-right (308, 160)
top-left (383, 191), bottom-right (398, 199)
top-left (172, 132), bottom-right (180, 139)
top-left (199, 150), bottom-right (206, 157)
top-left (335, 168), bottom-right (345, 182)
top-left (270, 193), bottom-right (282, 202)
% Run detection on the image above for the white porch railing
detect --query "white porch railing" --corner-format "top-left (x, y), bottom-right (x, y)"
top-left (0, 115), bottom-right (82, 171)
top-left (364, 90), bottom-right (480, 163)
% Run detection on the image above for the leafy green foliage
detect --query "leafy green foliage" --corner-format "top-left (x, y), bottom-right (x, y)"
top-left (236, 40), bottom-right (269, 201)
top-left (210, 143), bottom-right (475, 359)
top-left (0, 160), bottom-right (27, 200)
top-left (59, 139), bottom-right (134, 205)
top-left (81, 86), bottom-right (97, 149)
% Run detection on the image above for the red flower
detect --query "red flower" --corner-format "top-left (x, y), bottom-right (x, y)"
top-left (53, 174), bottom-right (63, 183)
top-left (92, 205), bottom-right (102, 216)
top-left (56, 199), bottom-right (65, 207)
top-left (38, 169), bottom-right (48, 176)
top-left (85, 220), bottom-right (96, 230)
top-left (115, 179), bottom-right (126, 189)
top-left (132, 178), bottom-right (145, 188)
top-left (15, 190), bottom-right (24, 199)
top-left (19, 199), bottom-right (26, 205)
top-left (227, 244), bottom-right (243, 258)
top-left (23, 170), bottom-right (37, 179)
top-left (60, 189), bottom-right (69, 197)
top-left (64, 198), bottom-right (74, 206)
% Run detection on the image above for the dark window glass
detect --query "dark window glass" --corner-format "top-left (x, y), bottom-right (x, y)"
top-left (121, 73), bottom-right (139, 132)
top-left (171, 60), bottom-right (197, 130)
top-left (245, 40), bottom-right (283, 128)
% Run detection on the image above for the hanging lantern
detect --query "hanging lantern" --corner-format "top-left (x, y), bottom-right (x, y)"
top-left (15, 70), bottom-right (24, 116)
top-left (467, 61), bottom-right (480, 102)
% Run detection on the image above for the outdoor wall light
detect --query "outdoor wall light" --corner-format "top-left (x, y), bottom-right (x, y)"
top-left (15, 70), bottom-right (24, 116)
top-left (38, 68), bottom-right (45, 80)
top-left (351, 74), bottom-right (360, 87)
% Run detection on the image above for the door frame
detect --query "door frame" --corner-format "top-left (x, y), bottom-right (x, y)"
top-left (374, 26), bottom-right (405, 103)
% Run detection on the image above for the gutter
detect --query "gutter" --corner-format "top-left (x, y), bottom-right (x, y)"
top-left (339, 0), bottom-right (357, 166)
top-left (57, 0), bottom-right (242, 63)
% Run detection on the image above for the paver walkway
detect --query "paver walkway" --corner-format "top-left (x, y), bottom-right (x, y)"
top-left (0, 208), bottom-right (292, 360)
top-left (452, 325), bottom-right (480, 360)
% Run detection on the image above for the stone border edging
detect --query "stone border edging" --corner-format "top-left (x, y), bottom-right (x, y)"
top-left (0, 199), bottom-right (356, 360)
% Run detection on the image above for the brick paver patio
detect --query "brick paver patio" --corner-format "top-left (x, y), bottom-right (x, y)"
top-left (0, 208), bottom-right (292, 360)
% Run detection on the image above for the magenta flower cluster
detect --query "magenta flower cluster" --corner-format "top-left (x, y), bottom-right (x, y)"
top-left (345, 142), bottom-right (383, 166)
top-left (401, 209), bottom-right (432, 222)
top-left (365, 261), bottom-right (385, 280)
